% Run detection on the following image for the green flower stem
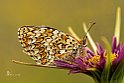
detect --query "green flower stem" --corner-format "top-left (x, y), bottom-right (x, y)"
top-left (101, 37), bottom-right (111, 83)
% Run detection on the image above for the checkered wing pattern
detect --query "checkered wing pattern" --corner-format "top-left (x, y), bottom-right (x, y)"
top-left (18, 26), bottom-right (81, 66)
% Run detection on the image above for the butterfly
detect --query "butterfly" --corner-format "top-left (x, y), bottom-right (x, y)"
top-left (13, 23), bottom-right (95, 68)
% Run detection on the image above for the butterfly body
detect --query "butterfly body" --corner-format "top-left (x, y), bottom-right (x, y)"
top-left (18, 26), bottom-right (85, 66)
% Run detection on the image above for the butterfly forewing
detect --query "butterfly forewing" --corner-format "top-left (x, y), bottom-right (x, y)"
top-left (18, 26), bottom-right (81, 66)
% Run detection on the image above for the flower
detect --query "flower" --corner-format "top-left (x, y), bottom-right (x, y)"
top-left (54, 44), bottom-right (106, 74)
top-left (54, 7), bottom-right (124, 83)
top-left (111, 36), bottom-right (124, 68)
top-left (54, 36), bottom-right (124, 82)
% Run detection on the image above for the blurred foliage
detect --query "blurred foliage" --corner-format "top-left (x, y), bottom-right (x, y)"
top-left (0, 0), bottom-right (124, 83)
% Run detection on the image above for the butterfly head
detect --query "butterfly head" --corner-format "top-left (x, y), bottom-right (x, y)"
top-left (82, 36), bottom-right (87, 47)
top-left (81, 22), bottom-right (96, 47)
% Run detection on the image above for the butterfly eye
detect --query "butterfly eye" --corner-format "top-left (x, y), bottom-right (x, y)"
top-left (82, 36), bottom-right (87, 47)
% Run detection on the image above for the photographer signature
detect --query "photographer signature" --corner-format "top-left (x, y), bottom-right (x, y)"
top-left (6, 70), bottom-right (20, 77)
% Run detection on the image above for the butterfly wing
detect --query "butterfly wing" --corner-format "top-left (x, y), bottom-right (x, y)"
top-left (18, 26), bottom-right (81, 66)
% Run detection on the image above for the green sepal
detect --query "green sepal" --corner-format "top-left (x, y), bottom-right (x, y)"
top-left (110, 59), bottom-right (124, 83)
top-left (89, 69), bottom-right (101, 83)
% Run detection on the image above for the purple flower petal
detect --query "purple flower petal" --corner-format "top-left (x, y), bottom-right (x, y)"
top-left (113, 45), bottom-right (124, 64)
top-left (73, 56), bottom-right (89, 69)
top-left (85, 47), bottom-right (95, 56)
top-left (95, 43), bottom-right (106, 70)
top-left (54, 60), bottom-right (76, 69)
top-left (68, 69), bottom-right (82, 74)
top-left (97, 43), bottom-right (104, 56)
top-left (112, 36), bottom-right (117, 54)
top-left (116, 43), bottom-right (121, 53)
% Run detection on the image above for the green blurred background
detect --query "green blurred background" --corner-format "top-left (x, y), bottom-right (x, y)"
top-left (0, 0), bottom-right (124, 83)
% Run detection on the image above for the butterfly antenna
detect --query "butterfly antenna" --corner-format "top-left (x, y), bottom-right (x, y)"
top-left (82, 22), bottom-right (96, 46)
